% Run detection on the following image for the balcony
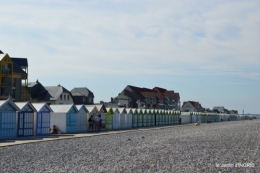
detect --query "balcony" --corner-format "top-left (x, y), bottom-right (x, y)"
top-left (0, 94), bottom-right (10, 99)
top-left (2, 69), bottom-right (11, 75)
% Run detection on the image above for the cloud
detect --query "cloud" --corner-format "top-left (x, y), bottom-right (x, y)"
top-left (0, 0), bottom-right (260, 80)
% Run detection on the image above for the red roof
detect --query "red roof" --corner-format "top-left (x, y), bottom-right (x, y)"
top-left (182, 101), bottom-right (200, 108)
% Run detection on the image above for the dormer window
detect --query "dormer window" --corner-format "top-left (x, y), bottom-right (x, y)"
top-left (64, 95), bottom-right (66, 101)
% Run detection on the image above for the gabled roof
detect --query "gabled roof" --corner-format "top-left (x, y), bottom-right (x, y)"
top-left (85, 105), bottom-right (98, 113)
top-left (112, 107), bottom-right (119, 113)
top-left (0, 50), bottom-right (3, 54)
top-left (31, 103), bottom-right (53, 112)
top-left (10, 57), bottom-right (28, 67)
top-left (0, 98), bottom-right (20, 111)
top-left (12, 61), bottom-right (27, 74)
top-left (50, 104), bottom-right (78, 113)
top-left (15, 102), bottom-right (37, 112)
top-left (76, 105), bottom-right (88, 113)
top-left (71, 87), bottom-right (94, 97)
top-left (42, 85), bottom-right (71, 101)
top-left (118, 108), bottom-right (126, 114)
top-left (182, 101), bottom-right (200, 108)
top-left (125, 108), bottom-right (132, 114)
top-left (95, 104), bottom-right (107, 113)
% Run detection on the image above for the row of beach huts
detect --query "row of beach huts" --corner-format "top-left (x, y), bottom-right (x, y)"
top-left (0, 98), bottom-right (249, 139)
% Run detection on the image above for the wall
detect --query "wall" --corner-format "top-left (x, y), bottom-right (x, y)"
top-left (50, 113), bottom-right (66, 133)
top-left (54, 92), bottom-right (73, 104)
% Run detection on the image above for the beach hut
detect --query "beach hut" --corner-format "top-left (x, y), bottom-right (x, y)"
top-left (0, 99), bottom-right (20, 139)
top-left (118, 108), bottom-right (127, 129)
top-left (137, 109), bottom-right (143, 127)
top-left (155, 109), bottom-right (160, 126)
top-left (95, 104), bottom-right (107, 130)
top-left (50, 104), bottom-right (78, 133)
top-left (32, 103), bottom-right (53, 136)
top-left (146, 109), bottom-right (151, 126)
top-left (180, 112), bottom-right (191, 124)
top-left (75, 105), bottom-right (88, 132)
top-left (168, 110), bottom-right (173, 125)
top-left (142, 109), bottom-right (147, 127)
top-left (15, 102), bottom-right (37, 137)
top-left (105, 107), bottom-right (113, 130)
top-left (112, 108), bottom-right (120, 129)
top-left (125, 108), bottom-right (133, 129)
top-left (85, 105), bottom-right (98, 131)
top-left (157, 110), bottom-right (163, 125)
top-left (150, 109), bottom-right (155, 126)
top-left (165, 110), bottom-right (169, 125)
top-left (132, 109), bottom-right (138, 128)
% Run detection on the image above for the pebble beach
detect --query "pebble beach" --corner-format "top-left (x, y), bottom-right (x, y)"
top-left (0, 120), bottom-right (259, 173)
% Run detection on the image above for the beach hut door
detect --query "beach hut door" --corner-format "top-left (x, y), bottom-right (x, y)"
top-left (66, 113), bottom-right (76, 132)
top-left (36, 112), bottom-right (50, 135)
top-left (18, 112), bottom-right (34, 137)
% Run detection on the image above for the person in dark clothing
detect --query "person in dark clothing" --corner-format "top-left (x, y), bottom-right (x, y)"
top-left (88, 115), bottom-right (94, 132)
top-left (178, 117), bottom-right (182, 124)
top-left (50, 125), bottom-right (58, 134)
top-left (98, 114), bottom-right (102, 132)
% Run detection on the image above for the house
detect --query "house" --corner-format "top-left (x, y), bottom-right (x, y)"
top-left (0, 52), bottom-right (28, 102)
top-left (28, 80), bottom-right (74, 105)
top-left (70, 87), bottom-right (94, 104)
top-left (181, 101), bottom-right (204, 112)
top-left (111, 85), bottom-right (181, 110)
top-left (212, 107), bottom-right (228, 113)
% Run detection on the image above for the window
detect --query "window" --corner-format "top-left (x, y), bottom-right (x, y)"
top-left (60, 95), bottom-right (62, 100)
top-left (89, 97), bottom-right (92, 103)
top-left (64, 95), bottom-right (66, 101)
top-left (67, 95), bottom-right (69, 101)
top-left (83, 97), bottom-right (86, 102)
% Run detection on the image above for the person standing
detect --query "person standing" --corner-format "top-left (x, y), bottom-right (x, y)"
top-left (94, 114), bottom-right (100, 132)
top-left (88, 115), bottom-right (94, 132)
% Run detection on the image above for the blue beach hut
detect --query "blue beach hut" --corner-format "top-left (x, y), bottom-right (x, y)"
top-left (76, 105), bottom-right (88, 132)
top-left (15, 102), bottom-right (37, 137)
top-left (32, 103), bottom-right (53, 136)
top-left (0, 99), bottom-right (20, 139)
top-left (50, 104), bottom-right (78, 133)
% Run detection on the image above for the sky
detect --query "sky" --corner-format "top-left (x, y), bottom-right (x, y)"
top-left (0, 0), bottom-right (259, 114)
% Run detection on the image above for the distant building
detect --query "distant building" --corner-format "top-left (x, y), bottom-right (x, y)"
top-left (181, 101), bottom-right (204, 112)
top-left (212, 107), bottom-right (227, 113)
top-left (111, 85), bottom-right (180, 109)
top-left (0, 51), bottom-right (29, 102)
top-left (70, 87), bottom-right (94, 104)
top-left (28, 80), bottom-right (74, 104)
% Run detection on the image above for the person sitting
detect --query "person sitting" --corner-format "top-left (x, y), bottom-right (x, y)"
top-left (50, 125), bottom-right (58, 134)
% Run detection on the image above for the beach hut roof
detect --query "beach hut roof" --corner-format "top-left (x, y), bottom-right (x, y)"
top-left (50, 104), bottom-right (78, 113)
top-left (31, 103), bottom-right (53, 112)
top-left (76, 105), bottom-right (88, 113)
top-left (15, 102), bottom-right (37, 112)
top-left (125, 108), bottom-right (132, 114)
top-left (118, 108), bottom-right (126, 114)
top-left (0, 98), bottom-right (20, 111)
top-left (85, 105), bottom-right (98, 113)
top-left (112, 107), bottom-right (119, 113)
top-left (95, 104), bottom-right (107, 113)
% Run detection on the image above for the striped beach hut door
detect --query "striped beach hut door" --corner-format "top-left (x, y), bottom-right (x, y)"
top-left (36, 111), bottom-right (50, 136)
top-left (18, 111), bottom-right (34, 137)
top-left (66, 106), bottom-right (77, 133)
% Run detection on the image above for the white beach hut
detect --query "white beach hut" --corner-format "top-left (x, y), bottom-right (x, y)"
top-left (125, 108), bottom-right (133, 129)
top-left (50, 104), bottom-right (78, 133)
top-left (85, 105), bottom-right (98, 131)
top-left (76, 105), bottom-right (88, 132)
top-left (118, 108), bottom-right (127, 129)
top-left (112, 108), bottom-right (120, 129)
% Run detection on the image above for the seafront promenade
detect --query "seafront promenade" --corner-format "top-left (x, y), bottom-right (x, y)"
top-left (0, 120), bottom-right (259, 172)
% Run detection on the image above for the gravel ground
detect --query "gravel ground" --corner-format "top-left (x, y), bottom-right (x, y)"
top-left (0, 120), bottom-right (259, 173)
